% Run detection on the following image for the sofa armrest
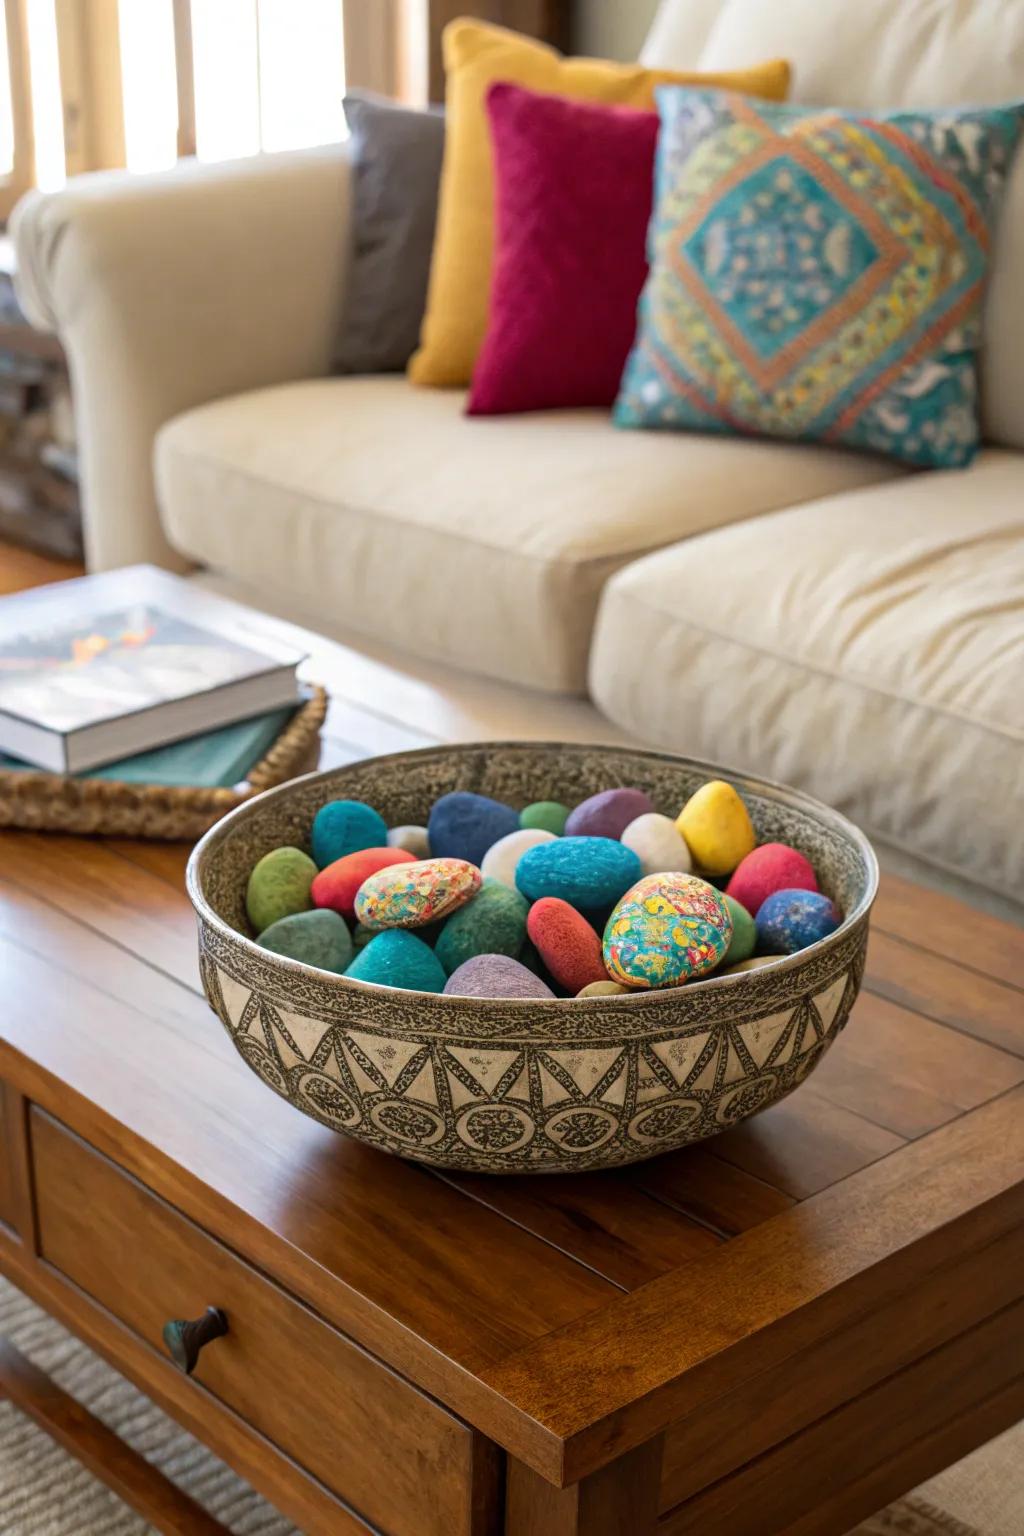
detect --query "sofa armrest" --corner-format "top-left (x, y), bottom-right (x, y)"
top-left (12, 145), bottom-right (353, 570)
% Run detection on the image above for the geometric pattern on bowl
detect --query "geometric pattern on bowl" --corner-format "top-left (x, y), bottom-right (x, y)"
top-left (189, 743), bottom-right (877, 1174)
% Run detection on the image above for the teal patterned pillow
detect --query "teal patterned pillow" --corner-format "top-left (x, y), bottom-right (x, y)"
top-left (615, 90), bottom-right (1024, 468)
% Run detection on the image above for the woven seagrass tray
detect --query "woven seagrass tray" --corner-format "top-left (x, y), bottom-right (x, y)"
top-left (0, 685), bottom-right (327, 841)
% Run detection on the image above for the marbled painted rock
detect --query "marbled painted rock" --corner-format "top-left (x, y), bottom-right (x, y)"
top-left (721, 894), bottom-right (757, 966)
top-left (527, 897), bottom-right (607, 995)
top-left (355, 857), bottom-right (481, 930)
top-left (721, 955), bottom-right (779, 975)
top-left (620, 812), bottom-right (692, 878)
top-left (245, 846), bottom-right (317, 933)
top-left (564, 786), bottom-right (655, 840)
top-left (386, 824), bottom-right (431, 859)
top-left (311, 799), bottom-right (388, 869)
top-left (756, 888), bottom-right (841, 955)
top-left (311, 846), bottom-right (415, 922)
top-left (675, 781), bottom-right (756, 876)
top-left (443, 953), bottom-right (555, 1000)
top-left (726, 842), bottom-right (818, 916)
top-left (603, 873), bottom-right (733, 989)
top-left (256, 908), bottom-right (353, 973)
top-left (346, 929), bottom-right (446, 992)
top-left (480, 827), bottom-right (556, 889)
top-left (434, 879), bottom-right (528, 975)
top-left (519, 800), bottom-right (569, 836)
top-left (515, 837), bottom-right (642, 910)
top-left (427, 791), bottom-right (519, 866)
top-left (576, 979), bottom-right (631, 997)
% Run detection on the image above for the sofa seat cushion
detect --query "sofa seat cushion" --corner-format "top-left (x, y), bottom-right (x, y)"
top-left (589, 450), bottom-right (1024, 901)
top-left (155, 377), bottom-right (899, 694)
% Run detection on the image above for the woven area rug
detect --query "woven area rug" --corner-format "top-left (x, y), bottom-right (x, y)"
top-left (0, 1276), bottom-right (1019, 1535)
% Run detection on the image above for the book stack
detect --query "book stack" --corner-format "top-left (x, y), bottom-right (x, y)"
top-left (0, 566), bottom-right (308, 787)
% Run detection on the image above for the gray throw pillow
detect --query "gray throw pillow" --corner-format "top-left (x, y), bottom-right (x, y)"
top-left (334, 92), bottom-right (444, 374)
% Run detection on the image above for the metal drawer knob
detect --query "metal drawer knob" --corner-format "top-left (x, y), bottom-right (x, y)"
top-left (162, 1307), bottom-right (228, 1374)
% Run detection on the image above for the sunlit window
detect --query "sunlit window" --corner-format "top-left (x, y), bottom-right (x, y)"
top-left (0, 15), bottom-right (14, 175)
top-left (26, 0), bottom-right (64, 190)
top-left (119, 0), bottom-right (179, 173)
top-left (257, 0), bottom-right (345, 153)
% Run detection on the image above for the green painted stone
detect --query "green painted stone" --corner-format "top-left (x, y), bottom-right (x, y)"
top-left (520, 800), bottom-right (569, 837)
top-left (245, 846), bottom-right (317, 933)
top-left (257, 909), bottom-right (353, 973)
top-left (722, 894), bottom-right (757, 966)
top-left (345, 929), bottom-right (446, 993)
top-left (434, 878), bottom-right (528, 976)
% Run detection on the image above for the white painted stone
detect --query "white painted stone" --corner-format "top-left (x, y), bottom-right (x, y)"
top-left (387, 824), bottom-right (431, 857)
top-left (480, 827), bottom-right (556, 889)
top-left (620, 812), bottom-right (692, 877)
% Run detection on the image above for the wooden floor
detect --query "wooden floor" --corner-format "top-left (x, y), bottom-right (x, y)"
top-left (0, 541), bottom-right (83, 596)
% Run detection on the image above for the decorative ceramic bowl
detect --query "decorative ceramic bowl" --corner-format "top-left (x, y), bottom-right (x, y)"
top-left (187, 743), bottom-right (877, 1174)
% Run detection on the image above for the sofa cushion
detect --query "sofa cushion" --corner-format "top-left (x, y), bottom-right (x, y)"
top-left (155, 376), bottom-right (899, 694)
top-left (589, 450), bottom-right (1024, 903)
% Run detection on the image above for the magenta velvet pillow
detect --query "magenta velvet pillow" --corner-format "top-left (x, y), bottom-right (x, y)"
top-left (466, 82), bottom-right (659, 416)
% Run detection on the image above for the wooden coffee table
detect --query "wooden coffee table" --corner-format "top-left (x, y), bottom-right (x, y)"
top-left (0, 780), bottom-right (1022, 1533)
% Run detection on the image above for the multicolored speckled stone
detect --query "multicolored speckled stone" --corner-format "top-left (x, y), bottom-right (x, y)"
top-left (355, 857), bottom-right (482, 930)
top-left (604, 873), bottom-right (733, 989)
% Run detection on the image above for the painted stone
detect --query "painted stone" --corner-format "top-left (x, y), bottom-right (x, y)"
top-left (312, 846), bottom-right (415, 922)
top-left (386, 824), bottom-right (431, 858)
top-left (256, 909), bottom-right (353, 973)
top-left (527, 897), bottom-right (608, 995)
top-left (515, 837), bottom-right (642, 910)
top-left (722, 894), bottom-right (757, 966)
top-left (620, 811), bottom-right (693, 877)
top-left (519, 800), bottom-right (569, 836)
top-left (576, 979), bottom-right (631, 997)
top-left (443, 953), bottom-right (555, 1000)
top-left (756, 889), bottom-right (842, 954)
top-left (676, 780), bottom-right (756, 876)
top-left (726, 841), bottom-right (819, 916)
top-left (427, 791), bottom-right (520, 866)
top-left (311, 799), bottom-right (388, 869)
top-left (564, 786), bottom-right (655, 840)
top-left (355, 857), bottom-right (482, 930)
top-left (245, 846), bottom-right (317, 933)
top-left (434, 879), bottom-right (528, 975)
top-left (346, 929), bottom-right (447, 992)
top-left (480, 827), bottom-right (556, 889)
top-left (604, 873), bottom-right (733, 989)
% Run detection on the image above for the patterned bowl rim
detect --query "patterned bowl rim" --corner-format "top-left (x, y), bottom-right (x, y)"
top-left (186, 741), bottom-right (879, 1011)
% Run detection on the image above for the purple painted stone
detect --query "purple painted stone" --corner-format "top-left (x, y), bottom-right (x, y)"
top-left (443, 953), bottom-right (555, 1000)
top-left (564, 787), bottom-right (656, 840)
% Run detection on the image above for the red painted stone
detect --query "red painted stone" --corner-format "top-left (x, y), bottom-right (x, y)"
top-left (725, 842), bottom-right (818, 916)
top-left (311, 846), bottom-right (415, 921)
top-left (526, 896), bottom-right (608, 995)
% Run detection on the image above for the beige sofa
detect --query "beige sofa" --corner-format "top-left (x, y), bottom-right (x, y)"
top-left (10, 0), bottom-right (1024, 913)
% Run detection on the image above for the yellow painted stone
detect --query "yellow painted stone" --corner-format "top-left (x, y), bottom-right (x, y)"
top-left (675, 780), bottom-right (756, 876)
top-left (576, 979), bottom-right (632, 998)
top-left (721, 955), bottom-right (780, 975)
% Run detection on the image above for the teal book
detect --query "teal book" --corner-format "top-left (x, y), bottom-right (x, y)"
top-left (0, 705), bottom-right (298, 788)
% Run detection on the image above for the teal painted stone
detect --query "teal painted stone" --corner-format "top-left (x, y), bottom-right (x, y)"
top-left (345, 930), bottom-right (447, 992)
top-left (245, 846), bottom-right (317, 933)
top-left (515, 836), bottom-right (642, 910)
top-left (520, 800), bottom-right (569, 836)
top-left (257, 909), bottom-right (353, 973)
top-left (722, 894), bottom-right (757, 966)
top-left (435, 878), bottom-right (528, 976)
top-left (311, 799), bottom-right (387, 869)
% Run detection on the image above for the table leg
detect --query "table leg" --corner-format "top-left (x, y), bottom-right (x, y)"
top-left (505, 1437), bottom-right (663, 1536)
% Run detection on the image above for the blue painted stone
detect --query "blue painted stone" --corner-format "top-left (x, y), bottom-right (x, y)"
top-left (311, 799), bottom-right (388, 869)
top-left (345, 929), bottom-right (447, 992)
top-left (444, 953), bottom-right (555, 999)
top-left (257, 909), bottom-right (353, 973)
top-left (515, 836), bottom-right (642, 910)
top-left (427, 791), bottom-right (520, 866)
top-left (756, 888), bottom-right (842, 955)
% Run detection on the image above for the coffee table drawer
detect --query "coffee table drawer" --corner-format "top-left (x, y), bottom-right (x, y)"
top-left (32, 1111), bottom-right (484, 1536)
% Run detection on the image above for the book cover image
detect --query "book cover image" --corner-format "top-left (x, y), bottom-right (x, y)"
top-left (0, 604), bottom-right (283, 733)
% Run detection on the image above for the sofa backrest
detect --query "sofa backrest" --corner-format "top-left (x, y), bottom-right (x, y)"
top-left (641, 0), bottom-right (1024, 451)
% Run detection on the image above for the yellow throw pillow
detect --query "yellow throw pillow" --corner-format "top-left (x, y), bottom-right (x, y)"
top-left (408, 20), bottom-right (791, 388)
